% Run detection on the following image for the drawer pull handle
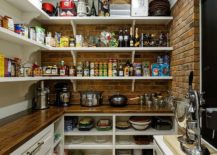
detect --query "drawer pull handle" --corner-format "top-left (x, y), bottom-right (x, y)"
top-left (26, 141), bottom-right (44, 155)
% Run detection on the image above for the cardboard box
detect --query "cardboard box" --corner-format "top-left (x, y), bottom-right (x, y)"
top-left (0, 54), bottom-right (5, 77)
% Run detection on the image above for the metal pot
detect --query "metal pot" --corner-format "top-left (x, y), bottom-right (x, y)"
top-left (79, 91), bottom-right (103, 107)
top-left (109, 94), bottom-right (128, 107)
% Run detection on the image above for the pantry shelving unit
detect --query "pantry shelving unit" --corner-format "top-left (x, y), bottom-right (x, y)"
top-left (0, 1), bottom-right (177, 154)
top-left (64, 113), bottom-right (177, 154)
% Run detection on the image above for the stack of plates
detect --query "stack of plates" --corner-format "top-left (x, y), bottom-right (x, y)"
top-left (149, 0), bottom-right (171, 16)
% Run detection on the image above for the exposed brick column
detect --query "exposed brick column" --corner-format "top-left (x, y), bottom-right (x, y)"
top-left (169, 0), bottom-right (200, 98)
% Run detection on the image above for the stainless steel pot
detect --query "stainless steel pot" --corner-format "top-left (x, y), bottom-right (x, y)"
top-left (79, 91), bottom-right (103, 107)
top-left (109, 94), bottom-right (128, 107)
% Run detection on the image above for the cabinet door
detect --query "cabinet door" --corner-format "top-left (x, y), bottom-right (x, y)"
top-left (10, 124), bottom-right (54, 155)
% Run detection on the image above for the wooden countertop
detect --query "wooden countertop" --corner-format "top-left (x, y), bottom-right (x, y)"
top-left (0, 105), bottom-right (173, 155)
top-left (64, 105), bottom-right (173, 114)
top-left (0, 107), bottom-right (64, 155)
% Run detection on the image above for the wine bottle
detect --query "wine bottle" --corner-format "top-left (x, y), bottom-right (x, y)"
top-left (90, 0), bottom-right (97, 16)
top-left (118, 29), bottom-right (124, 47)
top-left (134, 28), bottom-right (140, 47)
top-left (124, 28), bottom-right (129, 47)
top-left (129, 27), bottom-right (134, 47)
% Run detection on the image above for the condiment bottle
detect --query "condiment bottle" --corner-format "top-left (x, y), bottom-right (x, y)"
top-left (59, 60), bottom-right (66, 76)
top-left (69, 66), bottom-right (76, 76)
top-left (118, 63), bottom-right (124, 77)
top-left (108, 59), bottom-right (113, 77)
top-left (124, 60), bottom-right (130, 77)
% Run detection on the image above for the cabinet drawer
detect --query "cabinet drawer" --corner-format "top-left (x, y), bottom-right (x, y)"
top-left (11, 124), bottom-right (54, 155)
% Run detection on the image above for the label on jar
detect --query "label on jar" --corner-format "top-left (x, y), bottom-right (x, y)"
top-left (60, 69), bottom-right (65, 76)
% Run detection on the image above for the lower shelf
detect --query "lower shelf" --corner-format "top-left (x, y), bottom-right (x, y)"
top-left (115, 143), bottom-right (154, 149)
top-left (64, 142), bottom-right (113, 150)
top-left (115, 128), bottom-right (175, 135)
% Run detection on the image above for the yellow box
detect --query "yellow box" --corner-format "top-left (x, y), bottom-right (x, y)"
top-left (0, 54), bottom-right (5, 77)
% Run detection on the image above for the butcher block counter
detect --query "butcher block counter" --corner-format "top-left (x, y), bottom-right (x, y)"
top-left (0, 105), bottom-right (173, 155)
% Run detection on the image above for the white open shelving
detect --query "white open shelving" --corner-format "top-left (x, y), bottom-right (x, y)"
top-left (115, 128), bottom-right (176, 136)
top-left (64, 128), bottom-right (113, 136)
top-left (64, 141), bottom-right (113, 150)
top-left (115, 143), bottom-right (154, 150)
top-left (0, 76), bottom-right (173, 82)
top-left (0, 27), bottom-right (48, 50)
top-left (47, 47), bottom-right (173, 52)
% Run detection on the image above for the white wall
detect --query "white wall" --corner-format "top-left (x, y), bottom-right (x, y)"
top-left (0, 0), bottom-right (41, 119)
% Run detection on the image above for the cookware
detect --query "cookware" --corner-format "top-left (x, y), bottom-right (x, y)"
top-left (129, 116), bottom-right (151, 130)
top-left (78, 117), bottom-right (94, 131)
top-left (116, 121), bottom-right (131, 130)
top-left (152, 116), bottom-right (173, 130)
top-left (60, 0), bottom-right (77, 16)
top-left (42, 3), bottom-right (55, 16)
top-left (79, 91), bottom-right (103, 107)
top-left (32, 81), bottom-right (49, 110)
top-left (109, 94), bottom-right (128, 107)
top-left (77, 0), bottom-right (91, 16)
top-left (55, 82), bottom-right (71, 107)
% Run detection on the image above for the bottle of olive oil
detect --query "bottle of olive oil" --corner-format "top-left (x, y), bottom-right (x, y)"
top-left (134, 28), bottom-right (140, 47)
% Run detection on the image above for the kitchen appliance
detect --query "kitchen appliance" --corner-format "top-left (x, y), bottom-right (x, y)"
top-left (42, 3), bottom-right (55, 16)
top-left (79, 91), bottom-right (103, 107)
top-left (77, 0), bottom-right (91, 16)
top-left (60, 0), bottom-right (77, 16)
top-left (175, 72), bottom-right (210, 155)
top-left (32, 81), bottom-right (49, 110)
top-left (109, 94), bottom-right (128, 107)
top-left (55, 82), bottom-right (71, 107)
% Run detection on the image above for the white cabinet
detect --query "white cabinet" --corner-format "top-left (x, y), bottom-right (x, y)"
top-left (11, 124), bottom-right (54, 155)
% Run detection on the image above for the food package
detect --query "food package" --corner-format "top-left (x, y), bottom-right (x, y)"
top-left (60, 36), bottom-right (69, 47)
top-left (0, 54), bottom-right (5, 77)
top-left (2, 16), bottom-right (14, 31)
top-left (76, 35), bottom-right (84, 47)
top-left (35, 26), bottom-right (45, 44)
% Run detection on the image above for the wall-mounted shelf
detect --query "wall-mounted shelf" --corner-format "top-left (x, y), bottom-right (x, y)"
top-left (47, 47), bottom-right (173, 52)
top-left (4, 0), bottom-right (173, 25)
top-left (41, 16), bottom-right (173, 25)
top-left (0, 76), bottom-right (173, 83)
top-left (0, 27), bottom-right (48, 50)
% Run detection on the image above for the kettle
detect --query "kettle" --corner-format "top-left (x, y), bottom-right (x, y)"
top-left (77, 0), bottom-right (91, 16)
top-left (32, 81), bottom-right (49, 110)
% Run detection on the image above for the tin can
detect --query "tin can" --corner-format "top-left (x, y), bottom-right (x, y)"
top-left (134, 63), bottom-right (142, 76)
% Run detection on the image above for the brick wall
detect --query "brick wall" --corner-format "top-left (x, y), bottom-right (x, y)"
top-left (169, 0), bottom-right (200, 98)
top-left (41, 24), bottom-right (171, 104)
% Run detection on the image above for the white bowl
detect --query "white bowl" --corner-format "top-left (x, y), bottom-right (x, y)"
top-left (130, 122), bottom-right (150, 130)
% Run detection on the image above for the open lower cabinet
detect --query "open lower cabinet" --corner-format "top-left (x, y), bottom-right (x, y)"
top-left (63, 113), bottom-right (176, 155)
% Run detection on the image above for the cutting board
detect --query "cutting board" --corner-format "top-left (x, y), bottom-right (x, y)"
top-left (163, 135), bottom-right (217, 155)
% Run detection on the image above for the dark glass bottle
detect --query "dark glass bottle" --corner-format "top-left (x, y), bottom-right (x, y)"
top-left (124, 28), bottom-right (129, 47)
top-left (90, 0), bottom-right (97, 16)
top-left (134, 28), bottom-right (140, 47)
top-left (129, 27), bottom-right (134, 47)
top-left (118, 29), bottom-right (124, 47)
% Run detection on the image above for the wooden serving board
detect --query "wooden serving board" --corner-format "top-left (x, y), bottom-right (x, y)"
top-left (163, 135), bottom-right (217, 155)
